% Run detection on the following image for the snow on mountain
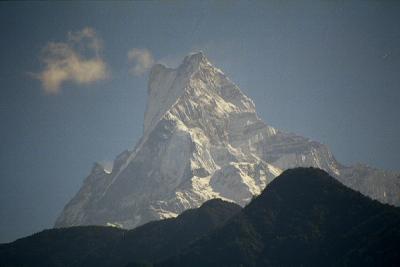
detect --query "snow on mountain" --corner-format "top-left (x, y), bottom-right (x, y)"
top-left (55, 52), bottom-right (400, 229)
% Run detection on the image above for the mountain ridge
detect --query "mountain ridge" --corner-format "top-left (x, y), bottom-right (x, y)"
top-left (159, 168), bottom-right (400, 267)
top-left (0, 199), bottom-right (241, 267)
top-left (2, 168), bottom-right (399, 267)
top-left (55, 52), bottom-right (400, 230)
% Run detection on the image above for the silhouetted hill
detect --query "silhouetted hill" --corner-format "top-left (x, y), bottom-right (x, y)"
top-left (2, 168), bottom-right (399, 267)
top-left (0, 226), bottom-right (124, 267)
top-left (0, 199), bottom-right (241, 267)
top-left (112, 198), bottom-right (241, 266)
top-left (159, 168), bottom-right (400, 267)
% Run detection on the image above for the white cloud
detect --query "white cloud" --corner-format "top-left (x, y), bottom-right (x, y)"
top-left (127, 48), bottom-right (155, 76)
top-left (36, 27), bottom-right (108, 94)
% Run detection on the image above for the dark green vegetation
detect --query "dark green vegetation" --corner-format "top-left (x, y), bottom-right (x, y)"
top-left (1, 168), bottom-right (400, 267)
top-left (0, 199), bottom-right (241, 267)
top-left (160, 168), bottom-right (400, 267)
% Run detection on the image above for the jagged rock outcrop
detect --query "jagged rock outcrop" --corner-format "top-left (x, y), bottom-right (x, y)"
top-left (55, 52), bottom-right (399, 229)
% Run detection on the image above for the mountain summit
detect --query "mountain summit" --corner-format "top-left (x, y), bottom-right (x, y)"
top-left (55, 52), bottom-right (399, 229)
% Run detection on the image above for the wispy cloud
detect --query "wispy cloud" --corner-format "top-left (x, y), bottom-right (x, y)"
top-left (127, 48), bottom-right (155, 76)
top-left (35, 27), bottom-right (108, 94)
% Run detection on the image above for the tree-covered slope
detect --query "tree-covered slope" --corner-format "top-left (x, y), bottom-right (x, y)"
top-left (0, 199), bottom-right (241, 267)
top-left (160, 168), bottom-right (400, 267)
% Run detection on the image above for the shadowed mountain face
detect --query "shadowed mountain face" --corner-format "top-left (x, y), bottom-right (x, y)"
top-left (0, 199), bottom-right (241, 267)
top-left (1, 168), bottom-right (400, 267)
top-left (159, 168), bottom-right (400, 267)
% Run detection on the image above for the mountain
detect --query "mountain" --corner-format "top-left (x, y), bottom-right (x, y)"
top-left (2, 168), bottom-right (399, 267)
top-left (55, 52), bottom-right (399, 229)
top-left (0, 199), bottom-right (241, 267)
top-left (159, 168), bottom-right (400, 267)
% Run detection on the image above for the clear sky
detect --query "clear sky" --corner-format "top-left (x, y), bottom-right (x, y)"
top-left (1, 0), bottom-right (399, 243)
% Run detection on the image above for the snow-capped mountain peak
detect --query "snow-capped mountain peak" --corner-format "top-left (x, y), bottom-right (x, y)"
top-left (144, 52), bottom-right (207, 135)
top-left (55, 52), bottom-right (400, 230)
top-left (144, 51), bottom-right (254, 135)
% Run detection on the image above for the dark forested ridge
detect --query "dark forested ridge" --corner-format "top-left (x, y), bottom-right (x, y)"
top-left (159, 168), bottom-right (400, 266)
top-left (1, 168), bottom-right (400, 267)
top-left (0, 199), bottom-right (241, 267)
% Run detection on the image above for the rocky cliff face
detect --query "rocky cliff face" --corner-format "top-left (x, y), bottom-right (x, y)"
top-left (55, 52), bottom-right (399, 229)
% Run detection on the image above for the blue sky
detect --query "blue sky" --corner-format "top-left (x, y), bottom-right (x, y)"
top-left (1, 1), bottom-right (399, 243)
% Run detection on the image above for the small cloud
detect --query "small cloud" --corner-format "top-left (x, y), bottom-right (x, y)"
top-left (127, 48), bottom-right (155, 76)
top-left (67, 27), bottom-right (102, 55)
top-left (35, 27), bottom-right (108, 94)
